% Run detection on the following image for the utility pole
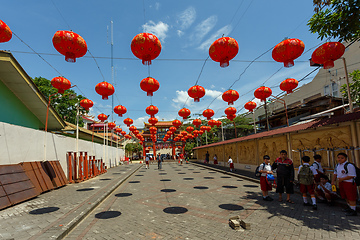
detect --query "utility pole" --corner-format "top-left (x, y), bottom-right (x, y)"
top-left (342, 57), bottom-right (354, 113)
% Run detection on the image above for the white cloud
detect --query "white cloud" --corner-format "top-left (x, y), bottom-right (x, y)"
top-left (210, 84), bottom-right (215, 89)
top-left (172, 90), bottom-right (190, 106)
top-left (155, 2), bottom-right (160, 10)
top-left (142, 21), bottom-right (169, 41)
top-left (177, 30), bottom-right (184, 37)
top-left (132, 116), bottom-right (148, 129)
top-left (191, 16), bottom-right (217, 43)
top-left (177, 6), bottom-right (196, 30)
top-left (197, 25), bottom-right (232, 51)
top-left (205, 89), bottom-right (223, 99)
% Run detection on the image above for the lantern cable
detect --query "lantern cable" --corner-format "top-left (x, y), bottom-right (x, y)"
top-left (228, 0), bottom-right (245, 27)
top-left (228, 0), bottom-right (255, 36)
top-left (12, 32), bottom-right (63, 76)
top-left (51, 0), bottom-right (72, 31)
top-left (87, 49), bottom-right (107, 82)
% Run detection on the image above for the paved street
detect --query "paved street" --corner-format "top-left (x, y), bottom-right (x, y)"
top-left (65, 163), bottom-right (360, 240)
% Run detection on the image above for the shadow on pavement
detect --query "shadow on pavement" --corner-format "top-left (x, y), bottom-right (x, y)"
top-left (95, 211), bottom-right (121, 219)
top-left (29, 207), bottom-right (59, 215)
top-left (219, 204), bottom-right (244, 211)
top-left (115, 193), bottom-right (133, 197)
top-left (163, 207), bottom-right (188, 214)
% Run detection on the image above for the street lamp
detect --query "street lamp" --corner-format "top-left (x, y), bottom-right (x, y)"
top-left (44, 89), bottom-right (76, 161)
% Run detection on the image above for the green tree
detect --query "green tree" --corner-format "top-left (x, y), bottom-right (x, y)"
top-left (33, 77), bottom-right (86, 126)
top-left (308, 0), bottom-right (360, 42)
top-left (340, 69), bottom-right (360, 105)
top-left (125, 142), bottom-right (142, 158)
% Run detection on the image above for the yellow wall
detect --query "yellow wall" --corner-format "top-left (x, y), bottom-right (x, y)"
top-left (195, 122), bottom-right (358, 169)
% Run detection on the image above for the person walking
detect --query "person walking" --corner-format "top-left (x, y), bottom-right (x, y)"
top-left (205, 151), bottom-right (210, 164)
top-left (145, 155), bottom-right (150, 169)
top-left (157, 153), bottom-right (162, 169)
top-left (272, 150), bottom-right (295, 203)
top-left (228, 156), bottom-right (234, 172)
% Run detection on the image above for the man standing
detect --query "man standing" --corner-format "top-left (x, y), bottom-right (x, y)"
top-left (205, 151), bottom-right (210, 164)
top-left (157, 153), bottom-right (162, 169)
top-left (272, 150), bottom-right (295, 203)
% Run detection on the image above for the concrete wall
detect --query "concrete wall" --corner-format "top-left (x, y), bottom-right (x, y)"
top-left (195, 120), bottom-right (358, 173)
top-left (0, 121), bottom-right (124, 177)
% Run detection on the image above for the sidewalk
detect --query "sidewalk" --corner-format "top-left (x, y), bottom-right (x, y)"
top-left (0, 163), bottom-right (142, 240)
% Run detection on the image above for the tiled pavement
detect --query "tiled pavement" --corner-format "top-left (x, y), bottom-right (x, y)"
top-left (64, 162), bottom-right (360, 240)
top-left (0, 164), bottom-right (142, 240)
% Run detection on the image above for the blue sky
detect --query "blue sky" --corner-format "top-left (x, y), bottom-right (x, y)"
top-left (1, 0), bottom-right (326, 130)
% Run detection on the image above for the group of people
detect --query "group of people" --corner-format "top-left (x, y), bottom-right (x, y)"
top-left (258, 150), bottom-right (358, 216)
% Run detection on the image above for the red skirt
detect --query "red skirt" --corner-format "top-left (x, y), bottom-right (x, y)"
top-left (230, 163), bottom-right (234, 168)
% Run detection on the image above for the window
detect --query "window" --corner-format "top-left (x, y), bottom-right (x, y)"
top-left (324, 85), bottom-right (330, 96)
top-left (331, 82), bottom-right (338, 97)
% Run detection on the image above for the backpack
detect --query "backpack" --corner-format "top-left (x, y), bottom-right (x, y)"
top-left (255, 163), bottom-right (266, 178)
top-left (298, 165), bottom-right (314, 185)
top-left (344, 162), bottom-right (360, 186)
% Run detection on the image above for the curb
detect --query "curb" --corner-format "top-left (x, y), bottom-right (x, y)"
top-left (38, 164), bottom-right (143, 240)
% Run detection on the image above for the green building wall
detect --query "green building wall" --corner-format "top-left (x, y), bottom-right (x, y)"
top-left (0, 80), bottom-right (44, 129)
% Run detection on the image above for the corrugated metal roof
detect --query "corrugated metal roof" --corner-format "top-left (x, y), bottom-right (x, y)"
top-left (193, 111), bottom-right (360, 150)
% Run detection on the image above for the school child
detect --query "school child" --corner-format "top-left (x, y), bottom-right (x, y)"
top-left (228, 156), bottom-right (234, 172)
top-left (331, 153), bottom-right (357, 216)
top-left (312, 154), bottom-right (325, 183)
top-left (298, 156), bottom-right (318, 210)
top-left (258, 155), bottom-right (273, 201)
top-left (315, 175), bottom-right (337, 205)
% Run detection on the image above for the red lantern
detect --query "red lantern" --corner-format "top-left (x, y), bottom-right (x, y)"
top-left (140, 77), bottom-right (160, 96)
top-left (115, 128), bottom-right (122, 133)
top-left (244, 101), bottom-right (257, 112)
top-left (254, 86), bottom-right (272, 102)
top-left (202, 109), bottom-right (214, 120)
top-left (178, 108), bottom-right (191, 120)
top-left (52, 30), bottom-right (87, 63)
top-left (98, 113), bottom-right (108, 122)
top-left (215, 121), bottom-right (222, 127)
top-left (208, 120), bottom-right (217, 128)
top-left (169, 127), bottom-right (177, 133)
top-left (146, 105), bottom-right (159, 118)
top-left (192, 119), bottom-right (202, 128)
top-left (51, 76), bottom-right (71, 94)
top-left (121, 131), bottom-right (126, 136)
top-left (131, 33), bottom-right (162, 65)
top-left (108, 122), bottom-right (116, 129)
top-left (227, 114), bottom-right (236, 121)
top-left (114, 105), bottom-right (127, 117)
top-left (209, 37), bottom-right (239, 68)
top-left (129, 126), bottom-right (137, 132)
top-left (222, 89), bottom-right (239, 105)
top-left (125, 134), bottom-right (132, 140)
top-left (188, 85), bottom-right (205, 102)
top-left (311, 42), bottom-right (345, 69)
top-left (200, 126), bottom-right (207, 132)
top-left (124, 118), bottom-right (133, 127)
top-left (280, 78), bottom-right (298, 94)
top-left (172, 120), bottom-right (182, 128)
top-left (95, 81), bottom-right (115, 100)
top-left (272, 38), bottom-right (304, 67)
top-left (0, 20), bottom-right (12, 43)
top-left (186, 126), bottom-right (194, 133)
top-left (148, 117), bottom-right (158, 126)
top-left (198, 130), bottom-right (204, 135)
top-left (134, 130), bottom-right (140, 135)
top-left (224, 107), bottom-right (237, 116)
top-left (80, 99), bottom-right (93, 111)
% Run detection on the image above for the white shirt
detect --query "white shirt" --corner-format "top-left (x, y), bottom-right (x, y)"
top-left (312, 161), bottom-right (324, 174)
top-left (298, 163), bottom-right (318, 175)
top-left (317, 182), bottom-right (332, 193)
top-left (213, 156), bottom-right (217, 160)
top-left (334, 161), bottom-right (356, 183)
top-left (259, 162), bottom-right (272, 177)
top-left (228, 158), bottom-right (233, 164)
